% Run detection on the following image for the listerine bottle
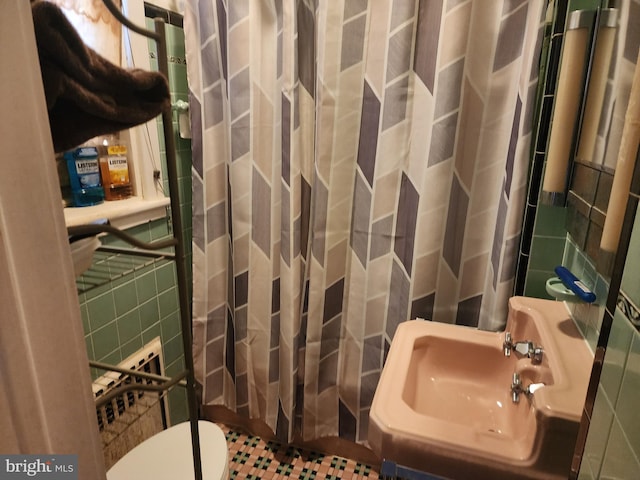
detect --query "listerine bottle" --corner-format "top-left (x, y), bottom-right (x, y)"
top-left (63, 146), bottom-right (105, 207)
top-left (98, 135), bottom-right (133, 201)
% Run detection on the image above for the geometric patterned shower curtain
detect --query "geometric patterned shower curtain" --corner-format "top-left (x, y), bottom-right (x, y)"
top-left (184, 0), bottom-right (544, 444)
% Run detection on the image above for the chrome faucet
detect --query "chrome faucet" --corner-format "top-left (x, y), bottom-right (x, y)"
top-left (503, 332), bottom-right (544, 364)
top-left (510, 372), bottom-right (545, 403)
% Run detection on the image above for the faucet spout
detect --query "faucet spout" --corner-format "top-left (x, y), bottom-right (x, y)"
top-left (503, 333), bottom-right (544, 364)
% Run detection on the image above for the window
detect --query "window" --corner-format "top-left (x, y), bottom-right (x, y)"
top-left (52, 0), bottom-right (169, 229)
top-left (48, 0), bottom-right (121, 65)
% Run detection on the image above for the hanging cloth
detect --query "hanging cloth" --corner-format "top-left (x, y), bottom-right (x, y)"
top-left (31, 0), bottom-right (170, 152)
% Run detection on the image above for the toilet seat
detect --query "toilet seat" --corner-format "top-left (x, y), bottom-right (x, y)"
top-left (107, 420), bottom-right (229, 480)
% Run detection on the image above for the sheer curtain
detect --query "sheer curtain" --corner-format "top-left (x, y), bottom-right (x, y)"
top-left (48, 0), bottom-right (121, 64)
top-left (185, 0), bottom-right (544, 444)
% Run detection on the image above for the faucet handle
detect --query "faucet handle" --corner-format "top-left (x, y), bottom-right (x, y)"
top-left (511, 372), bottom-right (521, 387)
top-left (510, 372), bottom-right (546, 403)
top-left (531, 346), bottom-right (544, 364)
top-left (511, 372), bottom-right (522, 403)
top-left (503, 332), bottom-right (513, 357)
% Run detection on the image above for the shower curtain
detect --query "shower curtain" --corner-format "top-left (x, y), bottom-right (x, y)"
top-left (185, 0), bottom-right (544, 444)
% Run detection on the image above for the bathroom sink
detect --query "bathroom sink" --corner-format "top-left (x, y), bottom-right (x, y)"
top-left (401, 334), bottom-right (543, 460)
top-left (369, 296), bottom-right (592, 480)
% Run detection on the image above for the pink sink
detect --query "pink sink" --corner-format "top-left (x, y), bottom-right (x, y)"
top-left (369, 297), bottom-right (592, 480)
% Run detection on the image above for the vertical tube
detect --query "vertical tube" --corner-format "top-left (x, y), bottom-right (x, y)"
top-left (541, 10), bottom-right (592, 204)
top-left (154, 18), bottom-right (203, 480)
top-left (576, 9), bottom-right (618, 164)
top-left (600, 49), bottom-right (640, 254)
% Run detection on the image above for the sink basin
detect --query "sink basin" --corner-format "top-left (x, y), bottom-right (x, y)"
top-left (401, 334), bottom-right (543, 461)
top-left (369, 296), bottom-right (592, 480)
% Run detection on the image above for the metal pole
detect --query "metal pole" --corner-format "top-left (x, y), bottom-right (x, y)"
top-left (154, 18), bottom-right (203, 480)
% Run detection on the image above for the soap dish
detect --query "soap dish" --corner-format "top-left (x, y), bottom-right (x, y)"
top-left (546, 277), bottom-right (579, 302)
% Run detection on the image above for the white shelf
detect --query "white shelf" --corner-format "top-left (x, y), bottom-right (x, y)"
top-left (64, 196), bottom-right (170, 230)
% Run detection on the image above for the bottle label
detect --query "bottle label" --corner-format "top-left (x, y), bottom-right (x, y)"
top-left (106, 156), bottom-right (130, 185)
top-left (75, 159), bottom-right (101, 187)
top-left (75, 159), bottom-right (99, 175)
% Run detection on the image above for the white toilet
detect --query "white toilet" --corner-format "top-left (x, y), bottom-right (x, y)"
top-left (107, 420), bottom-right (229, 480)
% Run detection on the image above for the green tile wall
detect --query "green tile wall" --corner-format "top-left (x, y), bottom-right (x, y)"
top-left (80, 218), bottom-right (187, 424)
top-left (524, 204), bottom-right (567, 299)
top-left (569, 0), bottom-right (603, 10)
top-left (524, 205), bottom-right (609, 353)
top-left (621, 211), bottom-right (640, 306)
top-left (579, 208), bottom-right (640, 478)
top-left (562, 236), bottom-right (609, 352)
top-left (147, 19), bottom-right (193, 299)
top-left (528, 206), bottom-right (639, 480)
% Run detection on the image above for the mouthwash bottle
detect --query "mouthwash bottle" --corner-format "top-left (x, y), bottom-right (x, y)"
top-left (64, 147), bottom-right (105, 207)
top-left (98, 138), bottom-right (133, 201)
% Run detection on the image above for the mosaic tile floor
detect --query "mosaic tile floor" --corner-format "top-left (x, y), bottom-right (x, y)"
top-left (220, 425), bottom-right (380, 479)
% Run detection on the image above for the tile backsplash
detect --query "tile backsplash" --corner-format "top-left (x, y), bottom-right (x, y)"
top-left (525, 165), bottom-right (640, 480)
top-left (579, 206), bottom-right (640, 478)
top-left (525, 206), bottom-right (640, 478)
top-left (562, 236), bottom-right (609, 352)
top-left (523, 204), bottom-right (567, 299)
top-left (567, 161), bottom-right (614, 275)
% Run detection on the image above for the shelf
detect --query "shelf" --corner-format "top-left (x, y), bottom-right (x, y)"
top-left (64, 197), bottom-right (170, 230)
top-left (76, 246), bottom-right (174, 294)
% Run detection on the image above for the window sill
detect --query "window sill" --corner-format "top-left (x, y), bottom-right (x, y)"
top-left (64, 196), bottom-right (170, 230)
